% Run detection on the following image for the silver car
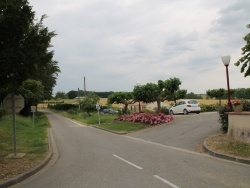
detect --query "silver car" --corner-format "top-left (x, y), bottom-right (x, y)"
top-left (169, 100), bottom-right (201, 115)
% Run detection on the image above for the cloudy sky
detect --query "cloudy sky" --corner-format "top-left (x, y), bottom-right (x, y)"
top-left (29, 0), bottom-right (250, 94)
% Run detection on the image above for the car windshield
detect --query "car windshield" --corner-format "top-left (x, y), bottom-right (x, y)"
top-left (188, 100), bottom-right (198, 104)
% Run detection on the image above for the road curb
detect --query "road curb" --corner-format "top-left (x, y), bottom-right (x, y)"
top-left (0, 128), bottom-right (54, 188)
top-left (203, 136), bottom-right (250, 165)
top-left (93, 125), bottom-right (127, 135)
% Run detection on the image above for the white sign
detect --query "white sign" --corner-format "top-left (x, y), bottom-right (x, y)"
top-left (31, 106), bottom-right (37, 112)
top-left (3, 93), bottom-right (24, 114)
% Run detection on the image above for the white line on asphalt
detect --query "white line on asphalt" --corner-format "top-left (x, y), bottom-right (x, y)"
top-left (153, 175), bottom-right (179, 188)
top-left (113, 154), bottom-right (143, 170)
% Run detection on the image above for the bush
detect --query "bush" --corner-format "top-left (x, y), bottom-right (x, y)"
top-left (0, 107), bottom-right (5, 119)
top-left (217, 105), bottom-right (232, 133)
top-left (217, 100), bottom-right (250, 133)
top-left (243, 100), bottom-right (250, 111)
top-left (48, 103), bottom-right (77, 111)
top-left (200, 104), bottom-right (218, 112)
top-left (67, 108), bottom-right (78, 114)
top-left (161, 107), bottom-right (170, 115)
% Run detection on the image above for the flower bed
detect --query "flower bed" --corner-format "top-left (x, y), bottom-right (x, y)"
top-left (114, 113), bottom-right (174, 125)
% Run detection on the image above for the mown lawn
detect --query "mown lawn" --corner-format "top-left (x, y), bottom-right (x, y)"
top-left (0, 113), bottom-right (50, 159)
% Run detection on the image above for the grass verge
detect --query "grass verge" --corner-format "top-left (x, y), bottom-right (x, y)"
top-left (206, 134), bottom-right (250, 159)
top-left (56, 111), bottom-right (151, 133)
top-left (0, 112), bottom-right (50, 181)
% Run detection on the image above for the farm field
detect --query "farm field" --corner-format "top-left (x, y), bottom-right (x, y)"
top-left (38, 98), bottom-right (227, 109)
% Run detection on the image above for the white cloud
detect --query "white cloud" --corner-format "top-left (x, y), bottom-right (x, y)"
top-left (29, 0), bottom-right (250, 94)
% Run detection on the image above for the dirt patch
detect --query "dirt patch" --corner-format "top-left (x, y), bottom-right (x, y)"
top-left (0, 157), bottom-right (44, 183)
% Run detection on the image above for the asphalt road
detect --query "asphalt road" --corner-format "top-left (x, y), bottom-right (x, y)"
top-left (13, 111), bottom-right (250, 188)
top-left (127, 112), bottom-right (222, 152)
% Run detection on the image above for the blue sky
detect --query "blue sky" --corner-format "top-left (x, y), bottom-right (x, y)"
top-left (29, 0), bottom-right (250, 94)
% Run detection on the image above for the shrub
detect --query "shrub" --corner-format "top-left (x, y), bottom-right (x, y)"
top-left (161, 107), bottom-right (170, 115)
top-left (200, 104), bottom-right (218, 112)
top-left (243, 100), bottom-right (250, 111)
top-left (0, 107), bottom-right (5, 119)
top-left (217, 105), bottom-right (232, 133)
top-left (67, 108), bottom-right (78, 114)
top-left (48, 103), bottom-right (77, 111)
top-left (218, 100), bottom-right (250, 133)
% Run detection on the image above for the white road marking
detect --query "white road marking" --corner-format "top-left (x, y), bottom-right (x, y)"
top-left (113, 154), bottom-right (143, 170)
top-left (153, 175), bottom-right (179, 188)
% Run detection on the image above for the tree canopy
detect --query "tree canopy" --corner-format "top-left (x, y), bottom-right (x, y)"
top-left (0, 1), bottom-right (60, 100)
top-left (235, 24), bottom-right (250, 77)
top-left (133, 77), bottom-right (186, 112)
top-left (108, 92), bottom-right (134, 114)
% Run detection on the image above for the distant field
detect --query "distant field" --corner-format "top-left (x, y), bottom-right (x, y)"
top-left (38, 98), bottom-right (227, 109)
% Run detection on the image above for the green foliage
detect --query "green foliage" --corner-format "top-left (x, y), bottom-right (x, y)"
top-left (0, 112), bottom-right (49, 158)
top-left (133, 77), bottom-right (186, 113)
top-left (160, 106), bottom-right (170, 115)
top-left (0, 106), bottom-right (5, 119)
top-left (108, 92), bottom-right (134, 114)
top-left (80, 92), bottom-right (100, 113)
top-left (0, 1), bottom-right (60, 99)
top-left (49, 103), bottom-right (77, 111)
top-left (55, 91), bottom-right (68, 99)
top-left (206, 88), bottom-right (226, 105)
top-left (185, 92), bottom-right (203, 99)
top-left (217, 105), bottom-right (232, 133)
top-left (200, 104), bottom-right (218, 112)
top-left (243, 100), bottom-right (250, 111)
top-left (164, 77), bottom-right (187, 103)
top-left (235, 24), bottom-right (250, 77)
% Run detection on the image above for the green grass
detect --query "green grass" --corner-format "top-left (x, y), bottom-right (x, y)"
top-left (0, 113), bottom-right (50, 159)
top-left (221, 141), bottom-right (250, 158)
top-left (57, 111), bottom-right (150, 133)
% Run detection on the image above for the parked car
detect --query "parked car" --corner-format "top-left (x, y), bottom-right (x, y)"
top-left (169, 100), bottom-right (201, 115)
top-left (102, 108), bottom-right (118, 114)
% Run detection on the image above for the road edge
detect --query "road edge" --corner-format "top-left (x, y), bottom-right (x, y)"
top-left (203, 135), bottom-right (250, 165)
top-left (0, 128), bottom-right (54, 188)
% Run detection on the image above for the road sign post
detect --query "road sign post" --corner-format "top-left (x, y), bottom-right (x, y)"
top-left (96, 104), bottom-right (101, 125)
top-left (3, 93), bottom-right (24, 157)
top-left (31, 106), bottom-right (37, 127)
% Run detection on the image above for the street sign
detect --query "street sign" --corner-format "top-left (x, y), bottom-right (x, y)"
top-left (31, 106), bottom-right (37, 112)
top-left (3, 93), bottom-right (24, 114)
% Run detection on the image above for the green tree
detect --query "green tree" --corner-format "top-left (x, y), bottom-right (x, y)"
top-left (67, 90), bottom-right (78, 99)
top-left (80, 92), bottom-right (100, 114)
top-left (0, 1), bottom-right (60, 100)
top-left (206, 88), bottom-right (226, 106)
top-left (133, 82), bottom-right (163, 113)
top-left (235, 24), bottom-right (250, 77)
top-left (108, 92), bottom-right (134, 114)
top-left (18, 79), bottom-right (44, 116)
top-left (164, 77), bottom-right (187, 103)
top-left (55, 91), bottom-right (68, 99)
top-left (0, 0), bottom-right (34, 89)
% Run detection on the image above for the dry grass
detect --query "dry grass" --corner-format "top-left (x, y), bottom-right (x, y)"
top-left (38, 98), bottom-right (227, 109)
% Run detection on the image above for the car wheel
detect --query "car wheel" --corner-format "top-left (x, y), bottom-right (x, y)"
top-left (196, 112), bottom-right (200, 114)
top-left (183, 109), bottom-right (188, 115)
top-left (169, 110), bottom-right (174, 115)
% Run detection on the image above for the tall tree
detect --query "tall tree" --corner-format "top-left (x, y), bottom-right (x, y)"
top-left (164, 77), bottom-right (187, 103)
top-left (108, 92), bottom-right (134, 114)
top-left (0, 0), bottom-right (34, 89)
top-left (133, 82), bottom-right (163, 113)
top-left (206, 88), bottom-right (226, 106)
top-left (235, 24), bottom-right (250, 77)
top-left (18, 79), bottom-right (44, 116)
top-left (0, 1), bottom-right (60, 101)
